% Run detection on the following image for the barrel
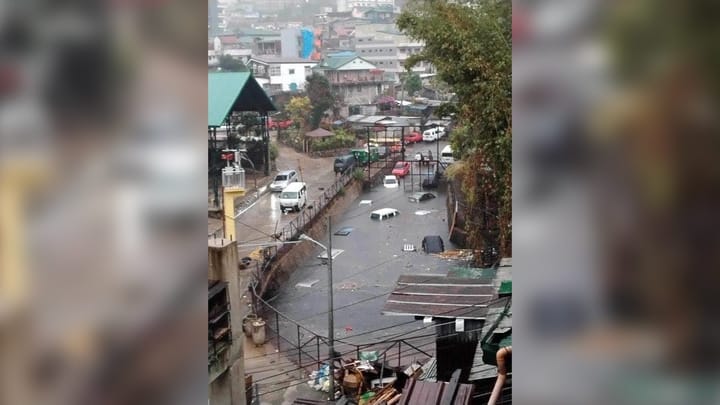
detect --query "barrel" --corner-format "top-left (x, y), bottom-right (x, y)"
top-left (252, 319), bottom-right (266, 346)
top-left (243, 314), bottom-right (258, 337)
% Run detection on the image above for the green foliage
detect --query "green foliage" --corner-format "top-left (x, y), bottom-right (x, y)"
top-left (397, 0), bottom-right (511, 257)
top-left (286, 96), bottom-right (312, 133)
top-left (306, 74), bottom-right (337, 128)
top-left (218, 55), bottom-right (249, 72)
top-left (269, 142), bottom-right (279, 162)
top-left (352, 168), bottom-right (366, 181)
top-left (404, 72), bottom-right (423, 96)
top-left (310, 128), bottom-right (356, 151)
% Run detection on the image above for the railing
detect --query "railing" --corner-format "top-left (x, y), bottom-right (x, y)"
top-left (251, 290), bottom-right (435, 377)
top-left (276, 169), bottom-right (354, 242)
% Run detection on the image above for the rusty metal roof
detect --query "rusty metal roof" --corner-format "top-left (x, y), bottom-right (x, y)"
top-left (399, 376), bottom-right (474, 405)
top-left (382, 275), bottom-right (496, 320)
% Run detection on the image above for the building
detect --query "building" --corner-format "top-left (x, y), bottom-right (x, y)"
top-left (208, 239), bottom-right (247, 405)
top-left (313, 53), bottom-right (388, 105)
top-left (355, 35), bottom-right (430, 83)
top-left (246, 56), bottom-right (318, 94)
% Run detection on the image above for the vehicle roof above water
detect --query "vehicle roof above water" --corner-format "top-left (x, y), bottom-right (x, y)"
top-left (281, 182), bottom-right (306, 192)
top-left (371, 208), bottom-right (399, 215)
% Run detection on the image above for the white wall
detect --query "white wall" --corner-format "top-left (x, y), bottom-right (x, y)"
top-left (269, 63), bottom-right (317, 91)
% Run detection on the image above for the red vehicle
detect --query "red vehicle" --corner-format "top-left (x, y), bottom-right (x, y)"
top-left (405, 131), bottom-right (422, 144)
top-left (268, 118), bottom-right (293, 130)
top-left (390, 143), bottom-right (402, 153)
top-left (391, 161), bottom-right (411, 177)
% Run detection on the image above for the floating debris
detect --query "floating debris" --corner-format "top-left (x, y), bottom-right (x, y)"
top-left (296, 279), bottom-right (320, 288)
top-left (334, 226), bottom-right (354, 236)
top-left (414, 210), bottom-right (434, 216)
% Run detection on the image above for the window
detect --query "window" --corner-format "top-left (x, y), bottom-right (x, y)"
top-left (269, 66), bottom-right (281, 76)
top-left (289, 68), bottom-right (295, 74)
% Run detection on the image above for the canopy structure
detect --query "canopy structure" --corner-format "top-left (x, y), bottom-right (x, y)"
top-left (208, 71), bottom-right (276, 127)
top-left (304, 128), bottom-right (334, 138)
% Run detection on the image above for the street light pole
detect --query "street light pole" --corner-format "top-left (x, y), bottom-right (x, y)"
top-left (299, 219), bottom-right (335, 401)
top-left (326, 217), bottom-right (335, 401)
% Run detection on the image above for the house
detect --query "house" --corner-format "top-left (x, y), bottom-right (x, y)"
top-left (246, 56), bottom-right (318, 95)
top-left (313, 53), bottom-right (389, 106)
top-left (382, 259), bottom-right (512, 404)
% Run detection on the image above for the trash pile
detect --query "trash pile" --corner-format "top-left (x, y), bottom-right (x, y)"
top-left (307, 352), bottom-right (436, 404)
top-left (433, 249), bottom-right (476, 260)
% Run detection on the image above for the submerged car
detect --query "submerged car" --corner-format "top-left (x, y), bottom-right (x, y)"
top-left (391, 161), bottom-right (411, 177)
top-left (370, 208), bottom-right (399, 221)
top-left (383, 175), bottom-right (399, 188)
top-left (405, 131), bottom-right (422, 144)
top-left (408, 192), bottom-right (436, 203)
top-left (422, 235), bottom-right (445, 253)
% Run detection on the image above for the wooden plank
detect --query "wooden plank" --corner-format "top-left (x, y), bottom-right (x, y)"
top-left (397, 275), bottom-right (493, 286)
top-left (388, 293), bottom-right (493, 306)
top-left (439, 369), bottom-right (461, 405)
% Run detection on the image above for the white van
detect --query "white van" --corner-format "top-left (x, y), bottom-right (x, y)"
top-left (279, 182), bottom-right (307, 212)
top-left (440, 145), bottom-right (455, 165)
top-left (370, 208), bottom-right (399, 220)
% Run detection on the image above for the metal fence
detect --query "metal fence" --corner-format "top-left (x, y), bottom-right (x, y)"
top-left (276, 170), bottom-right (354, 242)
top-left (251, 292), bottom-right (435, 377)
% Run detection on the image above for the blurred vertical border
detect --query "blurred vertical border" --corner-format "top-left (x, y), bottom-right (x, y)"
top-left (514, 0), bottom-right (720, 403)
top-left (0, 0), bottom-right (208, 404)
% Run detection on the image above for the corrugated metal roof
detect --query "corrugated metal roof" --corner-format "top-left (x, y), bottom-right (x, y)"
top-left (208, 72), bottom-right (276, 127)
top-left (382, 275), bottom-right (496, 320)
top-left (417, 357), bottom-right (437, 382)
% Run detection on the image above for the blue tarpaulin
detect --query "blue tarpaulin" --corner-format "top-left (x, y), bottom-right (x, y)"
top-left (300, 28), bottom-right (314, 59)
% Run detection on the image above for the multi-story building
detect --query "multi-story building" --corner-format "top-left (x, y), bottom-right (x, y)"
top-left (355, 35), bottom-right (431, 83)
top-left (313, 53), bottom-right (388, 105)
top-left (247, 56), bottom-right (318, 94)
top-left (345, 0), bottom-right (394, 10)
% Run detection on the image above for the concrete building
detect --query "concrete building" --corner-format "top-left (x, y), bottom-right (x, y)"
top-left (246, 56), bottom-right (318, 94)
top-left (355, 36), bottom-right (430, 83)
top-left (208, 239), bottom-right (247, 405)
top-left (313, 53), bottom-right (388, 105)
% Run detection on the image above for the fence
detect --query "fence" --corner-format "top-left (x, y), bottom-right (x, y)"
top-left (275, 169), bottom-right (354, 242)
top-left (251, 291), bottom-right (436, 377)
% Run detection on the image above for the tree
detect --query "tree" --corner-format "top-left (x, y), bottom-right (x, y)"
top-left (285, 96), bottom-right (312, 133)
top-left (397, 0), bottom-right (511, 261)
top-left (404, 72), bottom-right (423, 96)
top-left (218, 55), bottom-right (248, 72)
top-left (305, 74), bottom-right (336, 129)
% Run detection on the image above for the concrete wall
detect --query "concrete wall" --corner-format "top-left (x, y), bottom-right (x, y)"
top-left (262, 179), bottom-right (364, 293)
top-left (208, 239), bottom-right (247, 405)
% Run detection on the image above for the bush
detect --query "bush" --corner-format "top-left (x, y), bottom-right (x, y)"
top-left (310, 128), bottom-right (356, 152)
top-left (352, 168), bottom-right (365, 181)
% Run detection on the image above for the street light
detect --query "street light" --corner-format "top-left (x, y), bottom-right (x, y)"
top-left (298, 226), bottom-right (336, 401)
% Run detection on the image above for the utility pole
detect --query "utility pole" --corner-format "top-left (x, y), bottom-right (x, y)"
top-left (327, 216), bottom-right (335, 401)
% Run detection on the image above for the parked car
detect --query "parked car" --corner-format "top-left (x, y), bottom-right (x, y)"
top-left (383, 175), bottom-right (399, 188)
top-left (422, 235), bottom-right (445, 253)
top-left (334, 154), bottom-right (356, 174)
top-left (391, 161), bottom-right (411, 177)
top-left (422, 128), bottom-right (439, 142)
top-left (408, 192), bottom-right (436, 203)
top-left (405, 131), bottom-right (422, 144)
top-left (268, 118), bottom-right (293, 130)
top-left (269, 170), bottom-right (298, 191)
top-left (279, 182), bottom-right (307, 212)
top-left (422, 171), bottom-right (441, 189)
top-left (370, 208), bottom-right (399, 221)
top-left (351, 148), bottom-right (380, 164)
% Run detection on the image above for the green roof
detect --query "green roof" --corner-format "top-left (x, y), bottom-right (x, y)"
top-left (317, 54), bottom-right (357, 70)
top-left (208, 72), bottom-right (276, 127)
